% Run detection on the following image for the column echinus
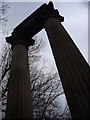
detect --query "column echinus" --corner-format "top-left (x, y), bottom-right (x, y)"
top-left (44, 10), bottom-right (89, 119)
top-left (5, 36), bottom-right (34, 119)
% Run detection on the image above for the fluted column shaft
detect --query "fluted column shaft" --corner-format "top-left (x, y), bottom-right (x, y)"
top-left (5, 42), bottom-right (33, 119)
top-left (45, 17), bottom-right (89, 119)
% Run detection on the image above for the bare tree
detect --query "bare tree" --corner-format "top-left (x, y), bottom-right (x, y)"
top-left (0, 43), bottom-right (12, 118)
top-left (1, 36), bottom-right (71, 119)
top-left (0, 2), bottom-right (71, 119)
top-left (0, 1), bottom-right (9, 28)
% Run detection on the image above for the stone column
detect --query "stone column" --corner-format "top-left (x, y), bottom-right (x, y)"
top-left (5, 39), bottom-right (34, 119)
top-left (44, 17), bottom-right (89, 119)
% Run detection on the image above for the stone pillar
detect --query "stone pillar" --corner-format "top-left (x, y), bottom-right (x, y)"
top-left (5, 39), bottom-right (34, 119)
top-left (45, 17), bottom-right (89, 119)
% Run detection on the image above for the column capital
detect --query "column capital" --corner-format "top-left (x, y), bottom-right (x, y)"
top-left (44, 9), bottom-right (64, 26)
top-left (6, 35), bottom-right (35, 48)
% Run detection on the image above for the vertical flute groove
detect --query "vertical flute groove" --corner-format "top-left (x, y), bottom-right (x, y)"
top-left (5, 43), bottom-right (33, 119)
top-left (45, 17), bottom-right (89, 119)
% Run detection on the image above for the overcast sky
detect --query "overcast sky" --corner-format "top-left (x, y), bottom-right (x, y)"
top-left (1, 1), bottom-right (88, 64)
top-left (0, 1), bottom-right (89, 116)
